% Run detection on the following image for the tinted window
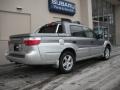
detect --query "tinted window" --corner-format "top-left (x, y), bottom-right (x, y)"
top-left (38, 24), bottom-right (57, 33)
top-left (70, 25), bottom-right (85, 37)
top-left (83, 27), bottom-right (94, 38)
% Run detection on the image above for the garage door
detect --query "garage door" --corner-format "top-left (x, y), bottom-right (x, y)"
top-left (0, 11), bottom-right (31, 40)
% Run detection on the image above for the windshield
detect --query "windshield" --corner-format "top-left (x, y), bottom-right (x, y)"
top-left (38, 24), bottom-right (57, 33)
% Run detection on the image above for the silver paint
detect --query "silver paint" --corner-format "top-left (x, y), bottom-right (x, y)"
top-left (5, 22), bottom-right (112, 67)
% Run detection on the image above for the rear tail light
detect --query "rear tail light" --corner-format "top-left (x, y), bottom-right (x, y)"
top-left (23, 38), bottom-right (41, 46)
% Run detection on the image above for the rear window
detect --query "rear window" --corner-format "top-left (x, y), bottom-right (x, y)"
top-left (38, 24), bottom-right (57, 33)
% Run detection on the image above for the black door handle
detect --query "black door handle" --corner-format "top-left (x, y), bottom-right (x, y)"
top-left (72, 41), bottom-right (77, 44)
top-left (91, 41), bottom-right (94, 44)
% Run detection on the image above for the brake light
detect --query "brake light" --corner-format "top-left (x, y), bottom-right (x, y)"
top-left (23, 39), bottom-right (41, 46)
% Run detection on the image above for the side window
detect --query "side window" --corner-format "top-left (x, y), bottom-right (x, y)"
top-left (70, 25), bottom-right (85, 37)
top-left (83, 27), bottom-right (94, 38)
top-left (38, 24), bottom-right (57, 33)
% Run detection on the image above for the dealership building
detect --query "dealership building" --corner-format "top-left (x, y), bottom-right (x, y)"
top-left (0, 0), bottom-right (120, 64)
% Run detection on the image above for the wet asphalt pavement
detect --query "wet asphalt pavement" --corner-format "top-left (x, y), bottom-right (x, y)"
top-left (0, 48), bottom-right (120, 90)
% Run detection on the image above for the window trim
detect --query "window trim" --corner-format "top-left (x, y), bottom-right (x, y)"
top-left (56, 24), bottom-right (60, 33)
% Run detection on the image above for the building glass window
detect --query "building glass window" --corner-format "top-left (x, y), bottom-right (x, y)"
top-left (92, 0), bottom-right (115, 44)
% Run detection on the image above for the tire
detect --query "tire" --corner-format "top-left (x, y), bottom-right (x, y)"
top-left (14, 62), bottom-right (20, 64)
top-left (103, 46), bottom-right (111, 60)
top-left (59, 51), bottom-right (75, 73)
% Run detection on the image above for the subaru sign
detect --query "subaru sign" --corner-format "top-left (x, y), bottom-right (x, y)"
top-left (48, 0), bottom-right (76, 16)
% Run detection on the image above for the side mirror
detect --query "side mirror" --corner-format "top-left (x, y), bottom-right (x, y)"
top-left (94, 33), bottom-right (101, 39)
top-left (96, 34), bottom-right (103, 39)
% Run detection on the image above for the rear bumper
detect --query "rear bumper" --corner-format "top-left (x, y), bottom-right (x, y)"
top-left (5, 51), bottom-right (43, 65)
top-left (5, 51), bottom-right (60, 65)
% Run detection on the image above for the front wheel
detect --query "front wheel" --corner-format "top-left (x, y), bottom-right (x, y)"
top-left (59, 52), bottom-right (75, 73)
top-left (103, 47), bottom-right (111, 60)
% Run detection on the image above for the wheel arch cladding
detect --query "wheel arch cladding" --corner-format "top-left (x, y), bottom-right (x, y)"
top-left (60, 48), bottom-right (76, 60)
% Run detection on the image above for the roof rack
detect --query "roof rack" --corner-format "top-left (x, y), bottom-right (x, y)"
top-left (61, 18), bottom-right (72, 22)
top-left (53, 17), bottom-right (72, 23)
top-left (53, 17), bottom-right (81, 24)
top-left (72, 21), bottom-right (80, 24)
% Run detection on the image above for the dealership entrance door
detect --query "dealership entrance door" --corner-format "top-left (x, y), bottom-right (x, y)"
top-left (92, 0), bottom-right (115, 45)
top-left (0, 11), bottom-right (31, 65)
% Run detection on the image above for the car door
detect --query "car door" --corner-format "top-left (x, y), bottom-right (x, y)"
top-left (84, 27), bottom-right (104, 57)
top-left (70, 25), bottom-right (92, 60)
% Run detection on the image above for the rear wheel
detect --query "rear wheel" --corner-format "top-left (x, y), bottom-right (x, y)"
top-left (103, 46), bottom-right (111, 60)
top-left (14, 62), bottom-right (20, 64)
top-left (59, 52), bottom-right (75, 73)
